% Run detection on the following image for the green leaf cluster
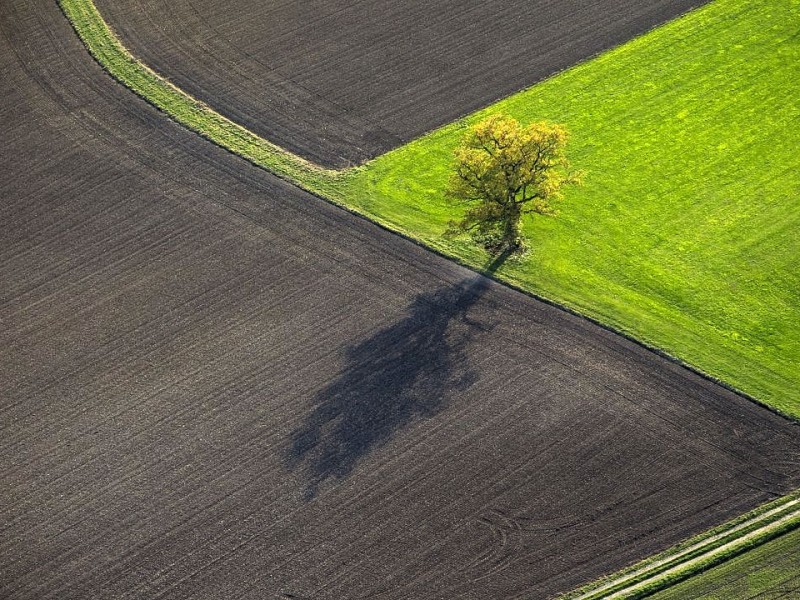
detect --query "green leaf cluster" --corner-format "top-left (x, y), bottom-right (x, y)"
top-left (446, 114), bottom-right (579, 254)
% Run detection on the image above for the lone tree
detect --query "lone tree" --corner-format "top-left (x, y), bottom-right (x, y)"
top-left (446, 113), bottom-right (580, 255)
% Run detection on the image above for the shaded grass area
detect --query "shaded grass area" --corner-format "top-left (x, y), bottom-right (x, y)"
top-left (648, 526), bottom-right (800, 599)
top-left (61, 0), bottom-right (800, 416)
top-left (341, 0), bottom-right (800, 416)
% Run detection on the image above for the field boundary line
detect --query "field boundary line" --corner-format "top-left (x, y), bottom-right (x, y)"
top-left (58, 0), bottom-right (345, 189)
top-left (560, 491), bottom-right (800, 599)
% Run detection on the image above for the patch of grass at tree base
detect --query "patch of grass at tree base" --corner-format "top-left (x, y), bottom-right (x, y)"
top-left (340, 0), bottom-right (800, 417)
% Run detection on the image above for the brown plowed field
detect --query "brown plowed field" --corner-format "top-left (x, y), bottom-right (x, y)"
top-left (2, 1), bottom-right (799, 599)
top-left (92, 0), bottom-right (708, 167)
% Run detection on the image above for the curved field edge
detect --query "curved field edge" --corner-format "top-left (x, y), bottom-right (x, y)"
top-left (561, 491), bottom-right (800, 600)
top-left (59, 0), bottom-right (800, 418)
top-left (57, 0), bottom-right (457, 256)
top-left (58, 0), bottom-right (340, 192)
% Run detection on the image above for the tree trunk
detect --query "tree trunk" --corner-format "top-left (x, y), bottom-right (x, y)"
top-left (502, 204), bottom-right (521, 250)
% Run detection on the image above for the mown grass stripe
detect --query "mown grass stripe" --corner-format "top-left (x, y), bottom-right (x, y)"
top-left (562, 492), bottom-right (800, 600)
top-left (59, 0), bottom-right (341, 193)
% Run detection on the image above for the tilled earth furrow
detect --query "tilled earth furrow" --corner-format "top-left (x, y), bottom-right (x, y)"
top-left (2, 1), bottom-right (799, 599)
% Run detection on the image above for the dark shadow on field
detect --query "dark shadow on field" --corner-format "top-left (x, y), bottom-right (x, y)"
top-left (287, 255), bottom-right (507, 500)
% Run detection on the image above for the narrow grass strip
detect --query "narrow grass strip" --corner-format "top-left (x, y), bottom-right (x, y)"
top-left (59, 0), bottom-right (343, 196)
top-left (59, 0), bottom-right (468, 251)
top-left (646, 524), bottom-right (800, 599)
top-left (612, 511), bottom-right (800, 600)
top-left (562, 492), bottom-right (800, 600)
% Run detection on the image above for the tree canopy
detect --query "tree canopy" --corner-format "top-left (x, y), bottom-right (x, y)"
top-left (446, 113), bottom-right (580, 255)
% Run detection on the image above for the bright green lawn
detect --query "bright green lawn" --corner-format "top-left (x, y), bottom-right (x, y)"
top-left (337, 0), bottom-right (800, 416)
top-left (649, 527), bottom-right (800, 599)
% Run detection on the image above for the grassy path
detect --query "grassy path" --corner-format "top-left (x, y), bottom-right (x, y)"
top-left (564, 495), bottom-right (800, 599)
top-left (648, 527), bottom-right (800, 599)
top-left (603, 510), bottom-right (800, 599)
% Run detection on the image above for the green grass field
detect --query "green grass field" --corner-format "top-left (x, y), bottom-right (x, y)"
top-left (337, 0), bottom-right (800, 416)
top-left (648, 527), bottom-right (800, 599)
top-left (65, 0), bottom-right (800, 416)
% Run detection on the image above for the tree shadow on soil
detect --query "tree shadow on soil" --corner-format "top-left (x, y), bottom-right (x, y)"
top-left (287, 255), bottom-right (507, 500)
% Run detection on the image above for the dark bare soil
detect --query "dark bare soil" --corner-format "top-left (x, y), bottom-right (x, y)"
top-left (92, 0), bottom-right (708, 167)
top-left (2, 1), bottom-right (799, 599)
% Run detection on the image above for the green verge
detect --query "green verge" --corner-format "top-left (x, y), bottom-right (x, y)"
top-left (648, 526), bottom-right (800, 599)
top-left (339, 0), bottom-right (800, 416)
top-left (60, 0), bottom-right (800, 416)
top-left (58, 0), bottom-right (342, 198)
top-left (625, 515), bottom-right (800, 599)
top-left (621, 516), bottom-right (800, 600)
top-left (560, 492), bottom-right (800, 599)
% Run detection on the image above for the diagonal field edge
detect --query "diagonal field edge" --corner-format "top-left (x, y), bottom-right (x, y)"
top-left (59, 0), bottom-right (709, 177)
top-left (91, 0), bottom-right (712, 168)
top-left (605, 511), bottom-right (800, 599)
top-left (562, 492), bottom-right (800, 599)
top-left (58, 0), bottom-right (455, 261)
